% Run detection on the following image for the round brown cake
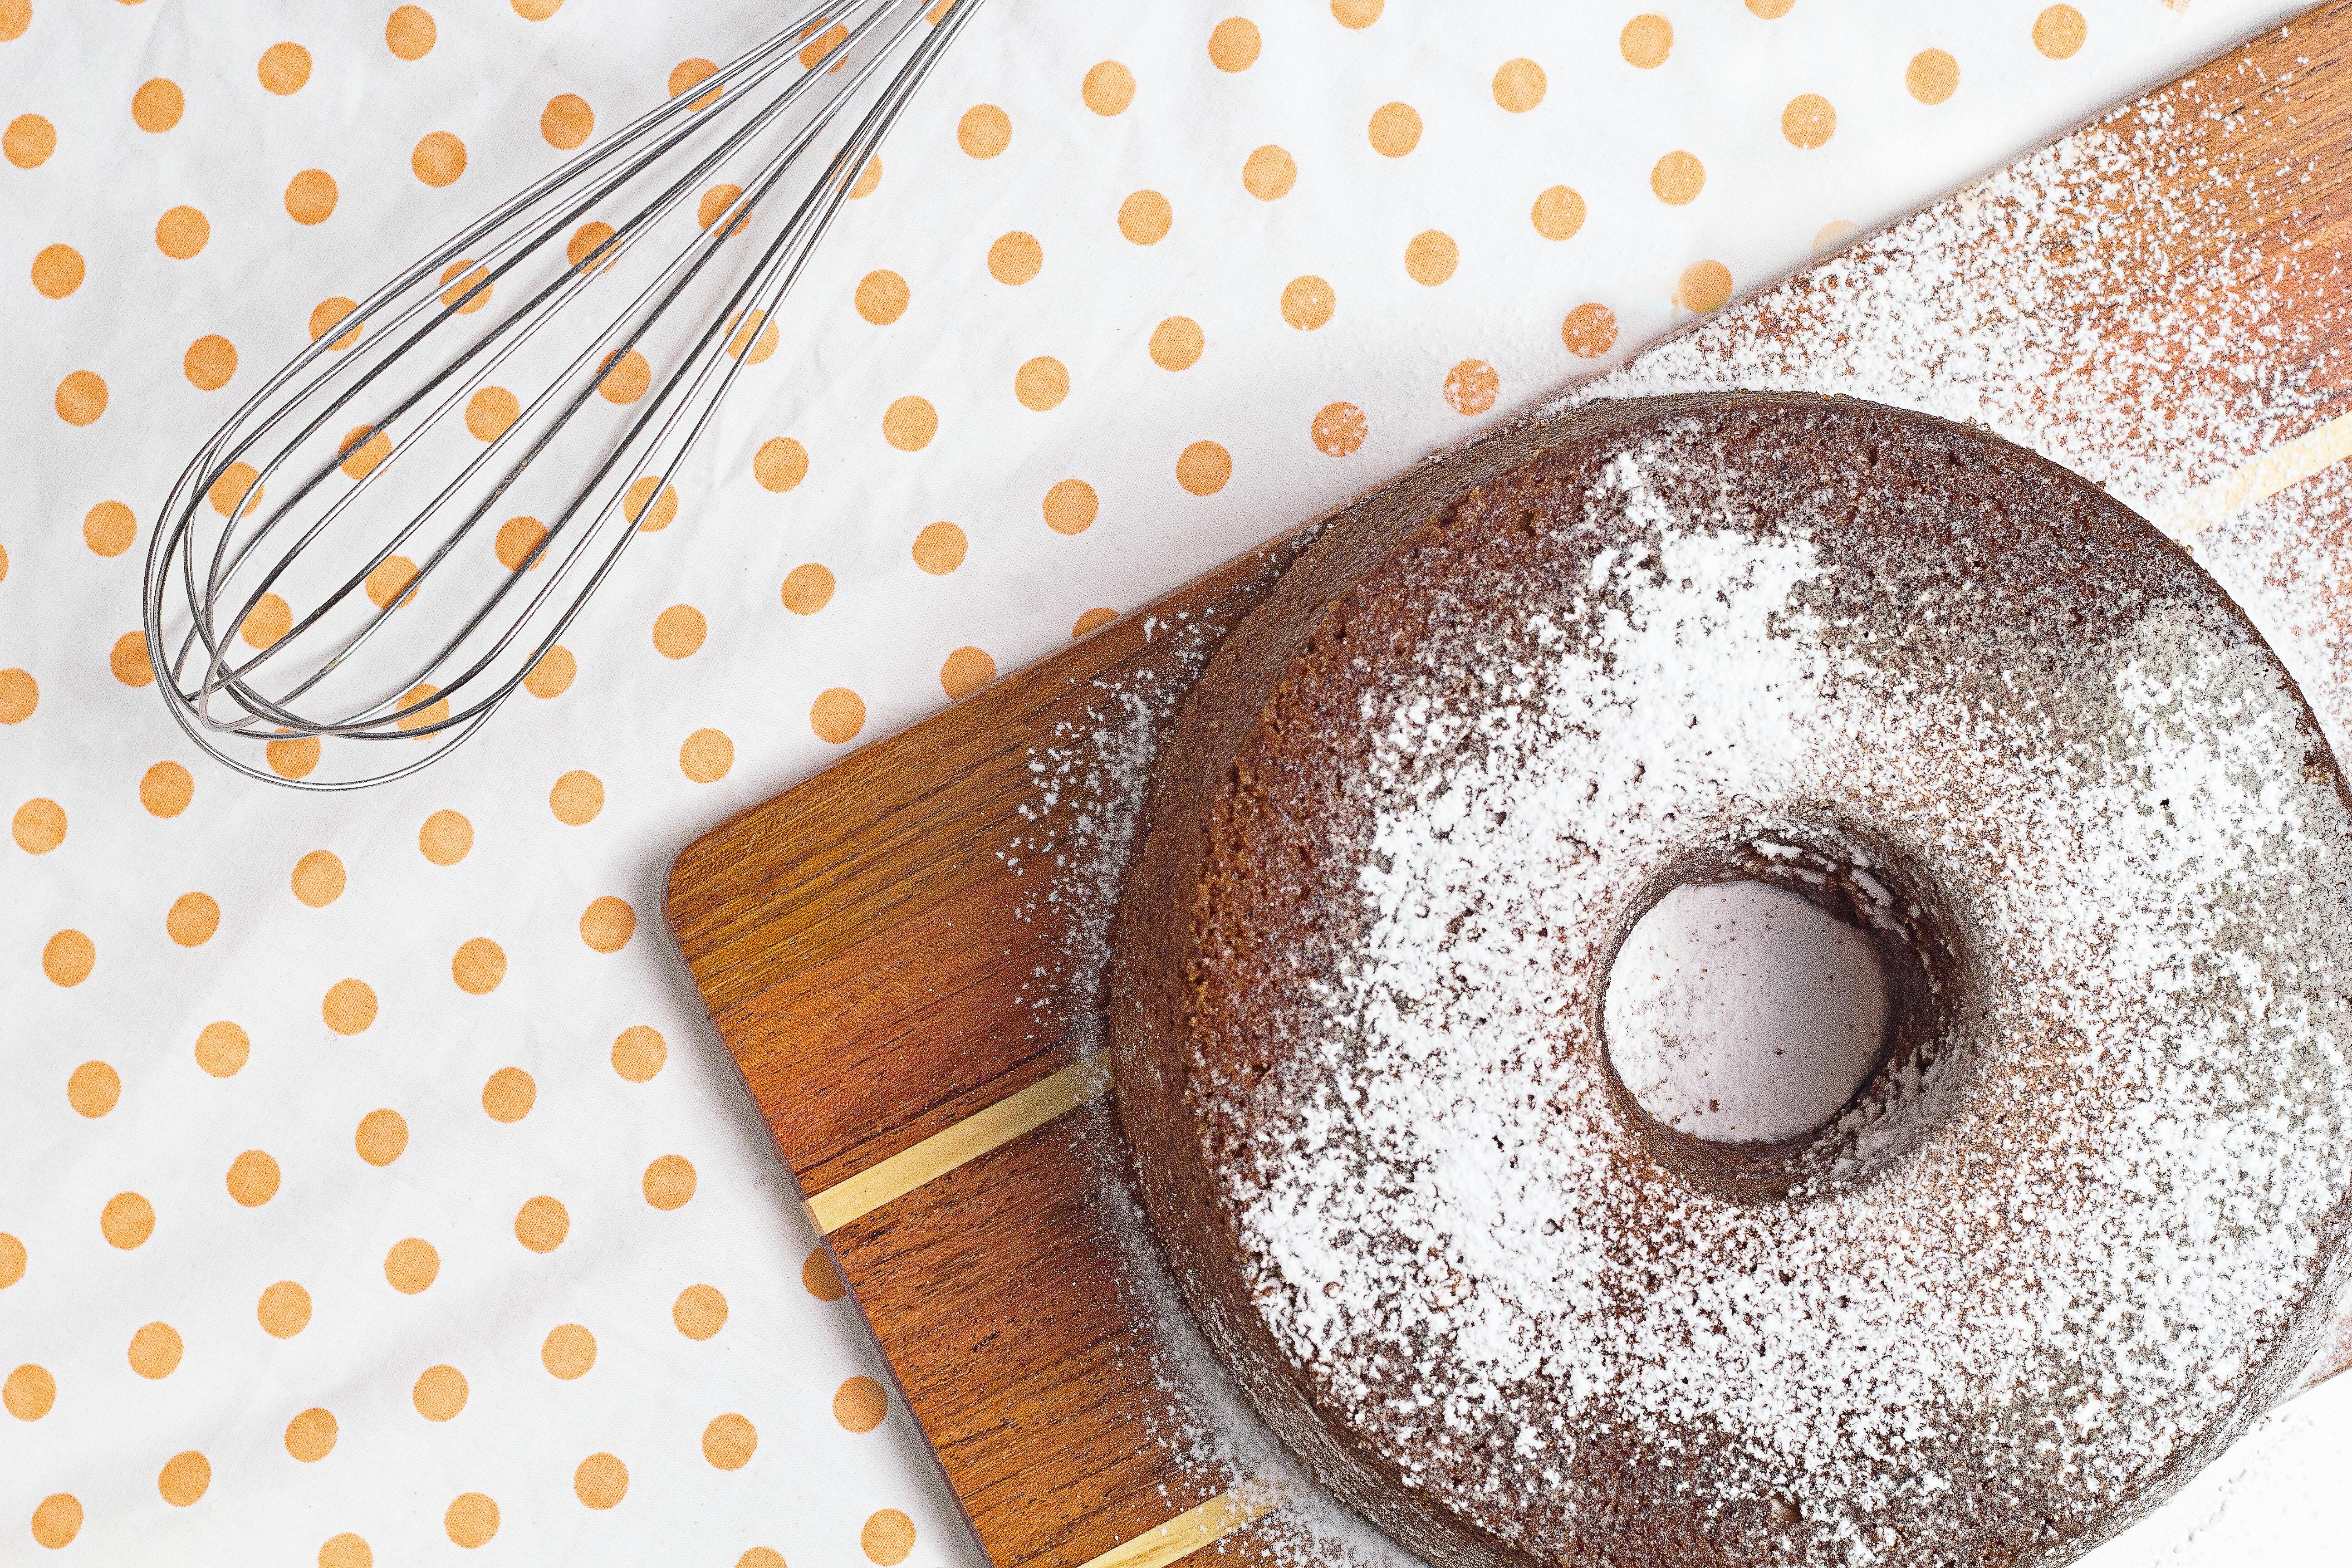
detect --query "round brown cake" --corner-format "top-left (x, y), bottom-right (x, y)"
top-left (1109, 393), bottom-right (2352, 1567)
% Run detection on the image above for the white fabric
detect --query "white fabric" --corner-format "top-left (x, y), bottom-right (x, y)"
top-left (0, 0), bottom-right (2338, 1562)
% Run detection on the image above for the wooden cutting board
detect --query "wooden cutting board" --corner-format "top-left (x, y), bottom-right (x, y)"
top-left (665, 10), bottom-right (2352, 1566)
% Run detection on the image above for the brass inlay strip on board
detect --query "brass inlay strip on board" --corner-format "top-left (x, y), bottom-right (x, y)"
top-left (1067, 1484), bottom-right (1285, 1568)
top-left (2165, 407), bottom-right (2352, 538)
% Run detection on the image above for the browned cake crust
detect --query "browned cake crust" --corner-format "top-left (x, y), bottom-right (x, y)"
top-left (1108, 393), bottom-right (2352, 1567)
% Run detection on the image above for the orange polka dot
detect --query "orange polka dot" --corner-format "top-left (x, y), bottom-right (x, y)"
top-left (1311, 402), bottom-right (1367, 456)
top-left (911, 522), bottom-right (967, 574)
top-left (803, 1246), bottom-right (847, 1300)
top-left (674, 1284), bottom-right (727, 1339)
top-left (1117, 190), bottom-right (1172, 245)
top-left (2034, 5), bottom-right (2086, 58)
top-left (444, 1494), bottom-right (498, 1548)
top-left (1150, 316), bottom-right (1205, 371)
top-left (941, 647), bottom-right (995, 699)
top-left (466, 387), bottom-right (519, 441)
top-left (542, 1324), bottom-right (596, 1379)
top-left (323, 978), bottom-right (377, 1034)
top-left (159, 1451), bottom-right (210, 1507)
top-left (1783, 93), bottom-right (1835, 148)
top-left (128, 1322), bottom-right (182, 1379)
top-left (1073, 608), bottom-right (1115, 636)
top-left (514, 1195), bottom-right (568, 1252)
top-left (574, 1453), bottom-right (627, 1509)
top-left (643, 1154), bottom-right (696, 1210)
top-left (30, 243), bottom-right (81, 298)
top-left (988, 230), bottom-right (1042, 285)
top-left (320, 1533), bottom-right (372, 1568)
top-left (310, 297), bottom-right (361, 351)
top-left (418, 808), bottom-right (473, 865)
top-left (1619, 15), bottom-right (1671, 68)
top-left (240, 594), bottom-right (293, 649)
top-left (848, 156), bottom-right (882, 198)
top-left (67, 1060), bottom-right (118, 1117)
top-left (624, 476), bottom-right (679, 531)
top-left (0, 1235), bottom-right (22, 1289)
top-left (539, 92), bottom-right (594, 151)
top-left (797, 20), bottom-right (848, 69)
top-left (612, 1025), bottom-right (668, 1081)
top-left (209, 462), bottom-right (263, 517)
top-left (1561, 302), bottom-right (1619, 359)
top-left (1747, 0), bottom-right (1794, 13)
top-left (355, 1107), bottom-right (407, 1166)
top-left (567, 220), bottom-right (617, 272)
top-left (285, 168), bottom-right (338, 224)
top-left (526, 646), bottom-right (576, 698)
top-left (102, 1191), bottom-right (154, 1249)
top-left (5, 1363), bottom-right (55, 1420)
top-left (397, 683), bottom-right (448, 732)
top-left (112, 630), bottom-right (155, 687)
top-left (268, 737), bottom-right (321, 779)
top-left (781, 563), bottom-right (835, 614)
top-left (13, 798), bottom-right (65, 854)
top-left (285, 1406), bottom-right (337, 1461)
top-left (697, 183), bottom-right (747, 235)
top-left (1493, 57), bottom-right (1547, 111)
top-left (811, 688), bottom-right (865, 744)
top-left (1208, 17), bottom-right (1260, 71)
top-left (856, 269), bottom-right (909, 324)
top-left (1367, 101), bottom-right (1420, 157)
top-left (544, 772), bottom-right (600, 830)
top-left (1444, 359), bottom-right (1500, 416)
top-left (754, 437), bottom-right (808, 493)
top-left (227, 1149), bottom-right (280, 1207)
top-left (1679, 259), bottom-right (1735, 313)
top-left (675, 728), bottom-right (733, 783)
top-left (133, 77), bottom-right (184, 132)
top-left (1331, 0), bottom-right (1382, 28)
top-left (5, 113), bottom-right (55, 168)
top-left (581, 896), bottom-right (636, 953)
top-left (1043, 479), bottom-right (1098, 535)
top-left (1281, 275), bottom-right (1334, 330)
top-left (43, 931), bottom-right (92, 982)
top-left (598, 349), bottom-right (652, 403)
top-left (196, 1021), bottom-right (248, 1077)
top-left (1242, 144), bottom-right (1295, 200)
top-left (387, 6), bottom-right (436, 59)
top-left (1651, 150), bottom-right (1704, 205)
top-left (834, 1376), bottom-right (887, 1432)
top-left (883, 395), bottom-right (938, 451)
top-left (2, 669), bottom-right (41, 724)
top-left (668, 56), bottom-right (720, 107)
top-left (385, 1237), bottom-right (439, 1294)
top-left (413, 131), bottom-right (466, 186)
top-left (1082, 60), bottom-right (1134, 115)
top-left (452, 937), bottom-right (506, 995)
top-left (493, 515), bottom-right (546, 573)
top-left (84, 500), bottom-right (137, 556)
top-left (1405, 230), bottom-right (1458, 285)
top-left (1015, 356), bottom-right (1069, 411)
top-left (652, 604), bottom-right (706, 659)
top-left (258, 41), bottom-right (311, 94)
top-left (1907, 48), bottom-right (1960, 104)
top-left (702, 1412), bottom-right (756, 1469)
top-left (1815, 219), bottom-right (1858, 253)
top-left (957, 104), bottom-right (1010, 158)
top-left (167, 890), bottom-right (219, 946)
top-left (862, 1509), bottom-right (916, 1565)
top-left (30, 1493), bottom-right (80, 1549)
top-left (439, 260), bottom-right (491, 313)
top-left (258, 1280), bottom-right (312, 1338)
top-left (1176, 441), bottom-right (1232, 496)
top-left (0, 0), bottom-right (21, 39)
top-left (55, 370), bottom-right (106, 426)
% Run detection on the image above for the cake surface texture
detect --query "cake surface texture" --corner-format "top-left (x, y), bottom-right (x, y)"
top-left (1108, 394), bottom-right (2352, 1567)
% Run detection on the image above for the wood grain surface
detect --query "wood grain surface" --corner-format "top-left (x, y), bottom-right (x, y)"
top-left (664, 10), bottom-right (2352, 1565)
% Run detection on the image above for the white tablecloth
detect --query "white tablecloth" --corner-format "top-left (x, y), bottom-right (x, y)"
top-left (0, 0), bottom-right (2333, 1562)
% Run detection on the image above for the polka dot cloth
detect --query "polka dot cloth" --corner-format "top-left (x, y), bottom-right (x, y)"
top-left (0, 0), bottom-right (2303, 1560)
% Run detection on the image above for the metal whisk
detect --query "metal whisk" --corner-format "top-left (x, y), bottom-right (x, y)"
top-left (143, 0), bottom-right (981, 789)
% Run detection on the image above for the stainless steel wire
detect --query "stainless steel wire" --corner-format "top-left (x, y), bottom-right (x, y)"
top-left (143, 0), bottom-right (982, 789)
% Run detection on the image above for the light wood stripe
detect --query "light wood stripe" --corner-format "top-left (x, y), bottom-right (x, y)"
top-left (804, 1053), bottom-right (1112, 1233)
top-left (1069, 1484), bottom-right (1285, 1568)
top-left (2164, 407), bottom-right (2352, 539)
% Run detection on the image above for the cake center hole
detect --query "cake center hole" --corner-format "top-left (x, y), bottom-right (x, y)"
top-left (1603, 880), bottom-right (1890, 1146)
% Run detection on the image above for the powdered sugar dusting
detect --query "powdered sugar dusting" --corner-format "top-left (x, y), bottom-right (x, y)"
top-left (1203, 439), bottom-right (2352, 1563)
